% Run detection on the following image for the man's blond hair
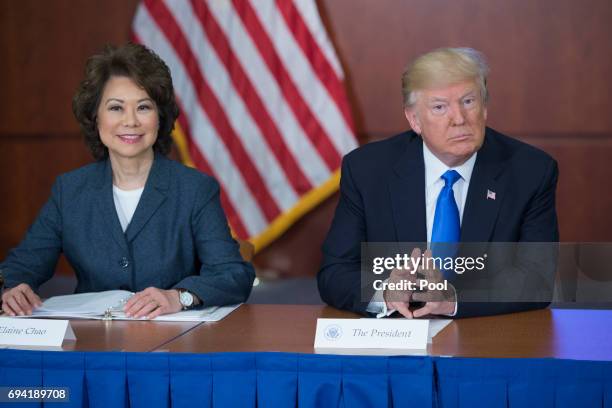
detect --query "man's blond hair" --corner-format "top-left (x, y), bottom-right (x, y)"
top-left (402, 47), bottom-right (489, 107)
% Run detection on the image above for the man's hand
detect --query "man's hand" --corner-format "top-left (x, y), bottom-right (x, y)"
top-left (123, 287), bottom-right (182, 319)
top-left (383, 247), bottom-right (422, 318)
top-left (411, 249), bottom-right (457, 317)
top-left (1, 283), bottom-right (42, 316)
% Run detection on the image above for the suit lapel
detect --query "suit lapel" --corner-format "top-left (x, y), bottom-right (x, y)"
top-left (461, 130), bottom-right (506, 242)
top-left (95, 159), bottom-right (129, 251)
top-left (125, 154), bottom-right (169, 242)
top-left (389, 133), bottom-right (427, 242)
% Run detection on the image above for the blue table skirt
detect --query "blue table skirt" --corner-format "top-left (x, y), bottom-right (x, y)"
top-left (1, 349), bottom-right (611, 408)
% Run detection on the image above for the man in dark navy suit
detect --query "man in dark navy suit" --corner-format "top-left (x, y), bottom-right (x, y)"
top-left (318, 48), bottom-right (558, 318)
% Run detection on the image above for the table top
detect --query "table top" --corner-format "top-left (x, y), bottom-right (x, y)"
top-left (155, 304), bottom-right (356, 353)
top-left (430, 308), bottom-right (612, 360)
top-left (157, 305), bottom-right (612, 360)
top-left (4, 305), bottom-right (612, 359)
top-left (62, 319), bottom-right (202, 352)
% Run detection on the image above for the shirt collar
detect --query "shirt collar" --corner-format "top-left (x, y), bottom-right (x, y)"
top-left (423, 142), bottom-right (477, 188)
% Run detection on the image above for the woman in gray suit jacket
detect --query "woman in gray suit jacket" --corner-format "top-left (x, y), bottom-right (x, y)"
top-left (0, 43), bottom-right (255, 318)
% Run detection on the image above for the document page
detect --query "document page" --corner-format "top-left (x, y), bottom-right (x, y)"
top-left (10, 290), bottom-right (241, 322)
top-left (112, 303), bottom-right (241, 322)
top-left (33, 290), bottom-right (133, 317)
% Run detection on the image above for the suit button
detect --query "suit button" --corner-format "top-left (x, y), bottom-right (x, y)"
top-left (119, 257), bottom-right (129, 268)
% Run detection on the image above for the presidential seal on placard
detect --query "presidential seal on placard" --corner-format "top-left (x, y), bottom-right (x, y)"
top-left (324, 324), bottom-right (342, 341)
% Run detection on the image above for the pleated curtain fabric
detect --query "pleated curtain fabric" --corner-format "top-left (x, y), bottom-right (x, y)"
top-left (2, 349), bottom-right (612, 408)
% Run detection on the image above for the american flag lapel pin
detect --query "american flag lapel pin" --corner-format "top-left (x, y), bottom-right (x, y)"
top-left (486, 189), bottom-right (496, 200)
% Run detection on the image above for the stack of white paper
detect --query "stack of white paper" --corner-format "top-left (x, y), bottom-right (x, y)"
top-left (33, 290), bottom-right (132, 318)
top-left (16, 290), bottom-right (240, 322)
top-left (110, 304), bottom-right (240, 322)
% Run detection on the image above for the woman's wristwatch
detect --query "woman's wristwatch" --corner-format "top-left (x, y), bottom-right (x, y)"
top-left (176, 288), bottom-right (199, 310)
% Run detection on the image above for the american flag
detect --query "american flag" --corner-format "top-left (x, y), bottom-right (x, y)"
top-left (131, 0), bottom-right (357, 252)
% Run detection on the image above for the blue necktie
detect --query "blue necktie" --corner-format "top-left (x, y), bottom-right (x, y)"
top-left (431, 170), bottom-right (461, 279)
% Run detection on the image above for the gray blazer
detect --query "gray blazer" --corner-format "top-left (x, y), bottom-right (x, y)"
top-left (0, 154), bottom-right (255, 306)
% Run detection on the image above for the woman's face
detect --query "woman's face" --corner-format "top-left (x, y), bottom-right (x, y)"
top-left (97, 76), bottom-right (159, 161)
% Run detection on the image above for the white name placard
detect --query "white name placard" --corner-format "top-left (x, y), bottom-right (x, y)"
top-left (0, 317), bottom-right (76, 347)
top-left (314, 318), bottom-right (429, 351)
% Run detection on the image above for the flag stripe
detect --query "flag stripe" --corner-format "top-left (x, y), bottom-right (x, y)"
top-left (189, 0), bottom-right (313, 196)
top-left (143, 0), bottom-right (282, 221)
top-left (291, 0), bottom-right (343, 79)
top-left (232, 0), bottom-right (341, 170)
top-left (133, 4), bottom-right (268, 235)
top-left (165, 0), bottom-right (299, 212)
top-left (133, 30), bottom-right (252, 238)
top-left (133, 0), bottom-right (358, 247)
top-left (275, 0), bottom-right (355, 131)
top-left (205, 0), bottom-right (332, 187)
top-left (175, 109), bottom-right (250, 238)
top-left (248, 0), bottom-right (357, 156)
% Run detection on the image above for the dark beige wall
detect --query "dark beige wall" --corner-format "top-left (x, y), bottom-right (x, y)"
top-left (1, 0), bottom-right (611, 278)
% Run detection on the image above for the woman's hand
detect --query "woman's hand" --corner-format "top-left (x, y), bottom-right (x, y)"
top-left (123, 287), bottom-right (182, 319)
top-left (1, 283), bottom-right (42, 316)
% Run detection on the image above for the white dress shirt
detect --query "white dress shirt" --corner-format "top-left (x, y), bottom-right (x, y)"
top-left (113, 185), bottom-right (144, 232)
top-left (366, 142), bottom-right (477, 317)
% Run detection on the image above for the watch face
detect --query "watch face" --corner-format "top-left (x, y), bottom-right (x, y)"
top-left (179, 290), bottom-right (194, 307)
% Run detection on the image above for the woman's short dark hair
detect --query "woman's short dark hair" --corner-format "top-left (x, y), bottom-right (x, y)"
top-left (72, 43), bottom-right (179, 160)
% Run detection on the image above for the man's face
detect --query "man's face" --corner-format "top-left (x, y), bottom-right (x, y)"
top-left (405, 81), bottom-right (487, 167)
